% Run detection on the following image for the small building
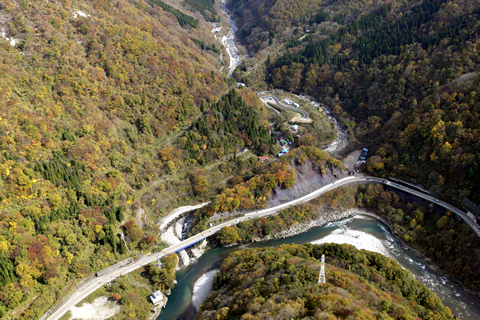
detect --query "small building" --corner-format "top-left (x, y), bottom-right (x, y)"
top-left (278, 153), bottom-right (284, 157)
top-left (282, 99), bottom-right (292, 105)
top-left (150, 291), bottom-right (164, 305)
top-left (291, 125), bottom-right (299, 131)
top-left (296, 134), bottom-right (301, 138)
top-left (293, 103), bottom-right (300, 108)
top-left (258, 156), bottom-right (269, 162)
top-left (239, 147), bottom-right (248, 154)
top-left (282, 148), bottom-right (288, 153)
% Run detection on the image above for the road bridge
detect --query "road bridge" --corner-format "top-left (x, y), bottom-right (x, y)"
top-left (47, 175), bottom-right (480, 319)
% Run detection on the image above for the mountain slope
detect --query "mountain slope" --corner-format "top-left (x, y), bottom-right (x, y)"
top-left (235, 0), bottom-right (480, 205)
top-left (0, 0), bottom-right (228, 317)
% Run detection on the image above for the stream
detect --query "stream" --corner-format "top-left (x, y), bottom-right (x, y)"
top-left (221, 0), bottom-right (241, 77)
top-left (157, 215), bottom-right (480, 320)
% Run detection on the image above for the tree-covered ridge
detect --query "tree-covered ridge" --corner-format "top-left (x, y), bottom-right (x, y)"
top-left (228, 0), bottom-right (406, 54)
top-left (270, 0), bottom-right (479, 70)
top-left (265, 0), bottom-right (480, 204)
top-left (271, 0), bottom-right (454, 70)
top-left (190, 158), bottom-right (295, 233)
top-left (197, 243), bottom-right (454, 320)
top-left (178, 89), bottom-right (275, 164)
top-left (0, 0), bottom-right (227, 316)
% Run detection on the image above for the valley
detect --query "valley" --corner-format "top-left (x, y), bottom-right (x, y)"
top-left (1, 0), bottom-right (480, 319)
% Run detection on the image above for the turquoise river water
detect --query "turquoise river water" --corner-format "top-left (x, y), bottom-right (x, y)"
top-left (157, 214), bottom-right (480, 320)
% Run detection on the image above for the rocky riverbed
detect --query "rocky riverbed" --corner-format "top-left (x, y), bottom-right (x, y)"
top-left (159, 202), bottom-right (210, 268)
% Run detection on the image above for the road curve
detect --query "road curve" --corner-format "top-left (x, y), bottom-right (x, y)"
top-left (126, 273), bottom-right (153, 294)
top-left (47, 176), bottom-right (480, 320)
top-left (261, 96), bottom-right (309, 119)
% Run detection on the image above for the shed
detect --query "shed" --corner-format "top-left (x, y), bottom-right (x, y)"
top-left (150, 291), bottom-right (164, 305)
top-left (291, 125), bottom-right (299, 131)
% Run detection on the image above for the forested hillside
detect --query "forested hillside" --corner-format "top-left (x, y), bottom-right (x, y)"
top-left (197, 243), bottom-right (455, 319)
top-left (180, 89), bottom-right (274, 164)
top-left (237, 0), bottom-right (480, 205)
top-left (0, 0), bottom-right (230, 316)
top-left (228, 0), bottom-right (402, 54)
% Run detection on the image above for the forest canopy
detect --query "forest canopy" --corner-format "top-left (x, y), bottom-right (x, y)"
top-left (197, 243), bottom-right (455, 319)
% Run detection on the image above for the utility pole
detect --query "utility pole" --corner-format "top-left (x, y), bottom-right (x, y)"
top-left (318, 254), bottom-right (325, 284)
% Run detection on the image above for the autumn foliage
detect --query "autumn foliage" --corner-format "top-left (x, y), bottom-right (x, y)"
top-left (197, 244), bottom-right (454, 319)
top-left (0, 0), bottom-right (228, 316)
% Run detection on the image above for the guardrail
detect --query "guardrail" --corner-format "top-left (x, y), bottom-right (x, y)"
top-left (174, 238), bottom-right (205, 253)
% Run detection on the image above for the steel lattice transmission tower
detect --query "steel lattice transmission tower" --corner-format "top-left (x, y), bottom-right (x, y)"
top-left (318, 254), bottom-right (326, 284)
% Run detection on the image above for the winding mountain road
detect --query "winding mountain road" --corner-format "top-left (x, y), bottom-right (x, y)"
top-left (260, 96), bottom-right (309, 119)
top-left (46, 175), bottom-right (480, 320)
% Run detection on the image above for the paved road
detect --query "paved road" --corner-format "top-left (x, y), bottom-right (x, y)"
top-left (260, 96), bottom-right (309, 119)
top-left (47, 175), bottom-right (480, 319)
top-left (382, 179), bottom-right (480, 237)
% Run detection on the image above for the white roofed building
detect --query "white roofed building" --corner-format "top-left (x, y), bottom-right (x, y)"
top-left (150, 291), bottom-right (165, 305)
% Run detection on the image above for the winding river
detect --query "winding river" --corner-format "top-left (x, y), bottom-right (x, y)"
top-left (157, 215), bottom-right (480, 320)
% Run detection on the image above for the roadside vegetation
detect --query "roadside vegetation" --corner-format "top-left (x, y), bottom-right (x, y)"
top-left (190, 146), bottom-right (346, 234)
